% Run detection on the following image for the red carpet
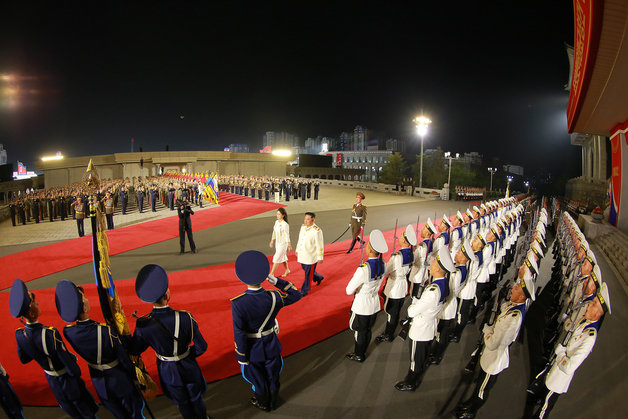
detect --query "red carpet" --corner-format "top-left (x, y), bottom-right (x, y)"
top-left (0, 193), bottom-right (283, 288)
top-left (0, 223), bottom-right (430, 406)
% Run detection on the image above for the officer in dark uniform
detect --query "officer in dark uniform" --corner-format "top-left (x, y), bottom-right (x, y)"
top-left (177, 198), bottom-right (197, 254)
top-left (47, 195), bottom-right (54, 222)
top-left (149, 184), bottom-right (157, 212)
top-left (168, 182), bottom-right (176, 210)
top-left (58, 194), bottom-right (66, 221)
top-left (104, 193), bottom-right (115, 230)
top-left (131, 264), bottom-right (210, 418)
top-left (314, 180), bottom-right (320, 200)
top-left (120, 184), bottom-right (128, 215)
top-left (136, 185), bottom-right (145, 213)
top-left (9, 279), bottom-right (98, 418)
top-left (0, 361), bottom-right (23, 419)
top-left (9, 199), bottom-right (16, 226)
top-left (55, 280), bottom-right (145, 419)
top-left (231, 250), bottom-right (303, 411)
top-left (17, 200), bottom-right (26, 225)
top-left (347, 193), bottom-right (367, 253)
top-left (32, 196), bottom-right (40, 224)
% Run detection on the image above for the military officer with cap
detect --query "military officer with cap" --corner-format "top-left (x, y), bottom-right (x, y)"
top-left (432, 214), bottom-right (452, 254)
top-left (231, 250), bottom-right (302, 411)
top-left (408, 218), bottom-right (436, 298)
top-left (56, 280), bottom-right (145, 419)
top-left (377, 225), bottom-right (416, 343)
top-left (345, 229), bottom-right (389, 362)
top-left (347, 192), bottom-right (367, 253)
top-left (455, 271), bottom-right (536, 419)
top-left (450, 211), bottom-right (467, 259)
top-left (73, 197), bottom-right (86, 237)
top-left (9, 279), bottom-right (98, 418)
top-left (104, 192), bottom-right (115, 230)
top-left (130, 264), bottom-right (210, 418)
top-left (526, 283), bottom-right (610, 419)
top-left (396, 245), bottom-right (456, 391)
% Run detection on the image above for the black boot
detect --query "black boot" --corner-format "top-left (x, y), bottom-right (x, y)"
top-left (269, 390), bottom-right (280, 410)
top-left (347, 237), bottom-right (357, 253)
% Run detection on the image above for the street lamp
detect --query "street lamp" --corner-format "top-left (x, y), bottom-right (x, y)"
top-left (506, 175), bottom-right (513, 197)
top-left (413, 115), bottom-right (432, 190)
top-left (488, 167), bottom-right (497, 191)
top-left (524, 181), bottom-right (530, 193)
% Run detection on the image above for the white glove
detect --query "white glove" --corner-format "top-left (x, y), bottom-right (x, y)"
top-left (482, 324), bottom-right (494, 335)
top-left (554, 344), bottom-right (567, 356)
top-left (267, 274), bottom-right (278, 285)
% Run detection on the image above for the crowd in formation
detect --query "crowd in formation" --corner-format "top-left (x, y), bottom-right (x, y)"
top-left (0, 190), bottom-right (613, 418)
top-left (217, 175), bottom-right (320, 202)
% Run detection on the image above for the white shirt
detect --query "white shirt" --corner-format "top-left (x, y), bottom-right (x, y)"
top-left (346, 259), bottom-right (385, 315)
top-left (480, 301), bottom-right (524, 375)
top-left (383, 251), bottom-right (411, 299)
top-left (407, 279), bottom-right (445, 341)
top-left (296, 224), bottom-right (324, 265)
top-left (272, 219), bottom-right (291, 245)
top-left (409, 241), bottom-right (430, 285)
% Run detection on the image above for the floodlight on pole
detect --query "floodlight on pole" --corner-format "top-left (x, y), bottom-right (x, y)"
top-left (488, 167), bottom-right (497, 191)
top-left (413, 115), bottom-right (431, 190)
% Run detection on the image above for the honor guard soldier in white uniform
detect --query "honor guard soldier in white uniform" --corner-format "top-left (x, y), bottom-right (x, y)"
top-left (376, 225), bottom-right (417, 343)
top-left (469, 232), bottom-right (494, 324)
top-left (455, 272), bottom-right (536, 419)
top-left (10, 279), bottom-right (98, 419)
top-left (430, 239), bottom-right (476, 364)
top-left (527, 283), bottom-right (610, 419)
top-left (345, 230), bottom-right (388, 362)
top-left (296, 212), bottom-right (324, 296)
top-left (451, 235), bottom-right (486, 342)
top-left (395, 245), bottom-right (455, 391)
top-left (450, 211), bottom-right (466, 259)
top-left (231, 251), bottom-right (302, 411)
top-left (432, 214), bottom-right (452, 254)
top-left (130, 264), bottom-right (210, 418)
top-left (409, 218), bottom-right (436, 298)
top-left (56, 281), bottom-right (145, 419)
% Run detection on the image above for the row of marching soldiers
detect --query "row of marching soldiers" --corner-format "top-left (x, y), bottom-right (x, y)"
top-left (521, 210), bottom-right (611, 418)
top-left (344, 196), bottom-right (551, 419)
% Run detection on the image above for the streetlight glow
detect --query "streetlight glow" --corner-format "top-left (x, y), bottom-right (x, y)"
top-left (413, 115), bottom-right (432, 190)
top-left (488, 167), bottom-right (497, 191)
top-left (271, 150), bottom-right (292, 157)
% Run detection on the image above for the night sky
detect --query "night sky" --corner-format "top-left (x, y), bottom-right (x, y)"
top-left (0, 2), bottom-right (579, 178)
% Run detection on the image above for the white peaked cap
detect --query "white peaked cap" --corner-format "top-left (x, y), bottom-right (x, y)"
top-left (519, 274), bottom-right (536, 301)
top-left (369, 229), bottom-right (388, 254)
top-left (441, 214), bottom-right (452, 227)
top-left (456, 210), bottom-right (465, 222)
top-left (460, 238), bottom-right (477, 263)
top-left (599, 282), bottom-right (611, 314)
top-left (436, 245), bottom-right (456, 273)
top-left (404, 224), bottom-right (417, 246)
top-left (426, 218), bottom-right (436, 234)
top-left (524, 252), bottom-right (539, 276)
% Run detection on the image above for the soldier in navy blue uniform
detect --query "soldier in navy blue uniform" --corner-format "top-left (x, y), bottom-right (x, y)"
top-left (231, 250), bottom-right (303, 411)
top-left (55, 280), bottom-right (145, 419)
top-left (0, 361), bottom-right (23, 419)
top-left (131, 264), bottom-right (210, 419)
top-left (177, 198), bottom-right (197, 254)
top-left (168, 182), bottom-right (176, 210)
top-left (9, 279), bottom-right (98, 419)
top-left (149, 184), bottom-right (158, 212)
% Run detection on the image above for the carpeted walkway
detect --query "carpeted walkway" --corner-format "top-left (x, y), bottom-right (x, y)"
top-left (0, 224), bottom-right (421, 406)
top-left (0, 193), bottom-right (283, 288)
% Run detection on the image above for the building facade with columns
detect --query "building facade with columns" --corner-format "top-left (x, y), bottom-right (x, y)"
top-left (34, 151), bottom-right (290, 189)
top-left (565, 0), bottom-right (628, 231)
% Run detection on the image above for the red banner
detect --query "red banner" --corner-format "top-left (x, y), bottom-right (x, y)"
top-left (336, 153), bottom-right (343, 167)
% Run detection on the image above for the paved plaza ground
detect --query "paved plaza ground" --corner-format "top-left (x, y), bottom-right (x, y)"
top-left (1, 185), bottom-right (626, 418)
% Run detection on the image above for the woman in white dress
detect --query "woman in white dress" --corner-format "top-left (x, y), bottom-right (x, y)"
top-left (269, 207), bottom-right (291, 276)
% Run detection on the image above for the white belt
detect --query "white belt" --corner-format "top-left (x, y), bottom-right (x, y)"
top-left (156, 348), bottom-right (190, 362)
top-left (352, 216), bottom-right (363, 220)
top-left (44, 368), bottom-right (67, 376)
top-left (247, 326), bottom-right (277, 339)
top-left (88, 359), bottom-right (120, 371)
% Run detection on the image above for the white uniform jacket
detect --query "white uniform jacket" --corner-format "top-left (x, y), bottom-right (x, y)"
top-left (296, 224), bottom-right (324, 265)
top-left (545, 319), bottom-right (598, 394)
top-left (272, 219), bottom-right (291, 245)
top-left (383, 249), bottom-right (412, 299)
top-left (479, 301), bottom-right (524, 375)
top-left (450, 226), bottom-right (465, 259)
top-left (476, 245), bottom-right (493, 284)
top-left (409, 240), bottom-right (430, 285)
top-left (459, 253), bottom-right (482, 300)
top-left (346, 259), bottom-right (385, 315)
top-left (407, 277), bottom-right (446, 341)
top-left (440, 265), bottom-right (466, 320)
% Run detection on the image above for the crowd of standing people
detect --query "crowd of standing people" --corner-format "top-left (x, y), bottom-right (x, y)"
top-left (217, 175), bottom-right (320, 202)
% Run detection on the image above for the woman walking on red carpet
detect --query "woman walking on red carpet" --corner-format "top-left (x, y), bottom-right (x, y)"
top-left (269, 208), bottom-right (291, 277)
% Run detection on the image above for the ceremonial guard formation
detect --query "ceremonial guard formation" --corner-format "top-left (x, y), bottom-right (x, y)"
top-left (231, 250), bottom-right (302, 411)
top-left (9, 279), bottom-right (98, 418)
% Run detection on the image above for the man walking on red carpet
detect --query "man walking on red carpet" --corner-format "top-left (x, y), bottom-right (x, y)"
top-left (296, 212), bottom-right (324, 296)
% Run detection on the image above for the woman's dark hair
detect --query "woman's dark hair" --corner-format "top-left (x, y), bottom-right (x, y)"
top-left (278, 207), bottom-right (288, 224)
